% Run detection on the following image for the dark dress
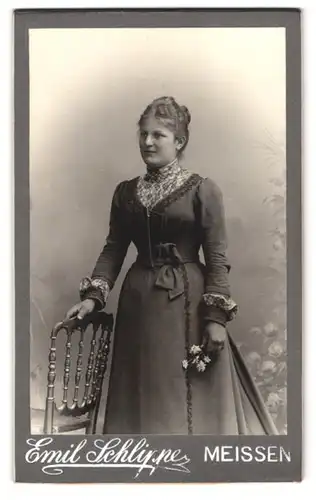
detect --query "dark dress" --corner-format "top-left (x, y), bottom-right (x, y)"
top-left (83, 172), bottom-right (278, 435)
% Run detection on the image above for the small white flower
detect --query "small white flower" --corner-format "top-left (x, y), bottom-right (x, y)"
top-left (197, 360), bottom-right (206, 372)
top-left (263, 322), bottom-right (278, 337)
top-left (261, 360), bottom-right (277, 374)
top-left (182, 359), bottom-right (188, 369)
top-left (204, 355), bottom-right (211, 364)
top-left (268, 341), bottom-right (284, 357)
top-left (190, 345), bottom-right (202, 355)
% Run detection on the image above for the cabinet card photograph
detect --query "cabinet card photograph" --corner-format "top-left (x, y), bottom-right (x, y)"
top-left (15, 9), bottom-right (301, 483)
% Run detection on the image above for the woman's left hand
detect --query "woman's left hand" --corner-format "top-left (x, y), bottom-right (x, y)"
top-left (202, 321), bottom-right (226, 354)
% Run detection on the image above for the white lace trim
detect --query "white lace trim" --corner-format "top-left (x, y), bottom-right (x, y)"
top-left (137, 161), bottom-right (192, 210)
top-left (79, 276), bottom-right (110, 306)
top-left (203, 293), bottom-right (238, 321)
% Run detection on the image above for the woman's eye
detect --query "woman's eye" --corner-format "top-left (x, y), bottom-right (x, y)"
top-left (140, 131), bottom-right (165, 140)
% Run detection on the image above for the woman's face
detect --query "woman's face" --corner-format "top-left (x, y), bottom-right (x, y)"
top-left (139, 116), bottom-right (182, 168)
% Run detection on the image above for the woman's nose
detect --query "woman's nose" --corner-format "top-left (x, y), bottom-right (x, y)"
top-left (144, 134), bottom-right (154, 146)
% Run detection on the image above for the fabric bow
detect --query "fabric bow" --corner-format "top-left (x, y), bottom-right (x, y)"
top-left (153, 244), bottom-right (185, 300)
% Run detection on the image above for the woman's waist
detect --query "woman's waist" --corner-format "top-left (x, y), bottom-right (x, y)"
top-left (135, 242), bottom-right (201, 268)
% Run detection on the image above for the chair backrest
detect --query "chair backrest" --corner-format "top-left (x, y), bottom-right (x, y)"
top-left (44, 311), bottom-right (114, 434)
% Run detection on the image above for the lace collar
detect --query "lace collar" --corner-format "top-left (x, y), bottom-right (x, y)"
top-left (143, 158), bottom-right (182, 183)
top-left (137, 159), bottom-right (193, 210)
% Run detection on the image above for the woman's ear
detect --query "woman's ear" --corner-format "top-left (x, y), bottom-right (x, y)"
top-left (176, 136), bottom-right (186, 151)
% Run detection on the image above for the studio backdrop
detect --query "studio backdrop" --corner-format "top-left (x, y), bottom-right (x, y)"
top-left (29, 27), bottom-right (286, 434)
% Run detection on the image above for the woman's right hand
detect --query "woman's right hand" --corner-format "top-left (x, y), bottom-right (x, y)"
top-left (65, 299), bottom-right (96, 321)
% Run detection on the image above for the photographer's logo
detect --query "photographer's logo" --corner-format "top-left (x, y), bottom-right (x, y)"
top-left (25, 437), bottom-right (191, 478)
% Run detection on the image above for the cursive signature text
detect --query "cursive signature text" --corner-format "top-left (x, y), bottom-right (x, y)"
top-left (25, 437), bottom-right (191, 478)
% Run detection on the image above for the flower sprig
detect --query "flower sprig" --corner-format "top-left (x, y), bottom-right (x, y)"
top-left (182, 345), bottom-right (212, 373)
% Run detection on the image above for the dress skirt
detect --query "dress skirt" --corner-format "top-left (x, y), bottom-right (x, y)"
top-left (103, 260), bottom-right (278, 435)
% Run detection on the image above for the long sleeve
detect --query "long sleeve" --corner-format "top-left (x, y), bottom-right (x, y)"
top-left (80, 181), bottom-right (131, 309)
top-left (197, 177), bottom-right (237, 326)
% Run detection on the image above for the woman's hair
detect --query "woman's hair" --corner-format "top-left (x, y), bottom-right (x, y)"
top-left (138, 96), bottom-right (191, 155)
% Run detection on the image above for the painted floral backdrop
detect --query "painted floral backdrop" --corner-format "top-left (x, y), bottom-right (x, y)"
top-left (228, 131), bottom-right (287, 434)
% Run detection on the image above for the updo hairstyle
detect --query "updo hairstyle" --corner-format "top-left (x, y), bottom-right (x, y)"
top-left (138, 96), bottom-right (191, 155)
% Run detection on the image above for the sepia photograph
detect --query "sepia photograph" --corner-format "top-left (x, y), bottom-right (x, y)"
top-left (28, 25), bottom-right (287, 437)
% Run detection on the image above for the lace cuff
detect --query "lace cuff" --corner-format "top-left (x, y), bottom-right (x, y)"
top-left (202, 293), bottom-right (238, 322)
top-left (79, 276), bottom-right (110, 310)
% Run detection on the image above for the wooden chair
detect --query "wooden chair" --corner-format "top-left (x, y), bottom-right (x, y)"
top-left (31, 311), bottom-right (113, 434)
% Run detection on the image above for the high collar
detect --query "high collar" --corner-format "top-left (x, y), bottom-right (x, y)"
top-left (144, 158), bottom-right (182, 182)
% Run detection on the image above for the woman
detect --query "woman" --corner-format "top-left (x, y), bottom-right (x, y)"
top-left (66, 96), bottom-right (278, 435)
